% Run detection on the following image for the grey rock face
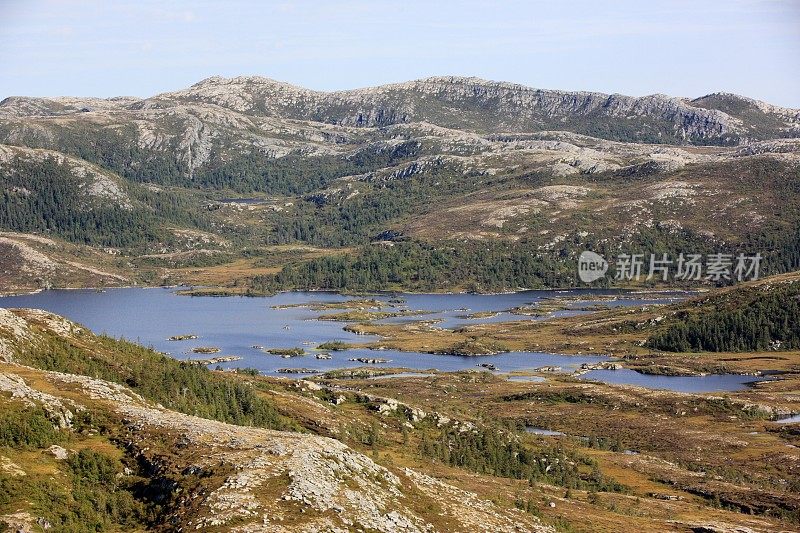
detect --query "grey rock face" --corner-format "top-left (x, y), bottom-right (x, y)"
top-left (4, 75), bottom-right (795, 145)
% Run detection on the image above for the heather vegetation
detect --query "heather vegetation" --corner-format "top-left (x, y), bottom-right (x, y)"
top-left (0, 399), bottom-right (149, 532)
top-left (0, 404), bottom-right (65, 449)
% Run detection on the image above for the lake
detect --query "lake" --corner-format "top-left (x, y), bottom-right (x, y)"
top-left (0, 287), bottom-right (759, 392)
top-left (525, 427), bottom-right (565, 436)
top-left (775, 414), bottom-right (800, 424)
top-left (578, 369), bottom-right (767, 393)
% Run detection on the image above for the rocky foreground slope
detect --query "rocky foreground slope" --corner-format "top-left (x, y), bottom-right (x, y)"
top-left (0, 307), bottom-right (550, 532)
top-left (0, 364), bottom-right (548, 532)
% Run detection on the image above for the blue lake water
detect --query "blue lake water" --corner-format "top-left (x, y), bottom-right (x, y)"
top-left (0, 287), bottom-right (608, 375)
top-left (506, 375), bottom-right (547, 383)
top-left (775, 414), bottom-right (800, 424)
top-left (578, 369), bottom-right (766, 393)
top-left (525, 427), bottom-right (565, 436)
top-left (0, 287), bottom-right (760, 392)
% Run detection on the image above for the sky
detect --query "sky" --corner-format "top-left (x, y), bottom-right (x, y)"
top-left (1, 0), bottom-right (799, 106)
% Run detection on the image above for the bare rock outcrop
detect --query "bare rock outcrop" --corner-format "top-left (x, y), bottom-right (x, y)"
top-left (0, 371), bottom-right (76, 428)
top-left (0, 365), bottom-right (550, 532)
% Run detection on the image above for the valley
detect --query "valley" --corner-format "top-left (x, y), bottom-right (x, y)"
top-left (1, 276), bottom-right (799, 531)
top-left (2, 76), bottom-right (800, 532)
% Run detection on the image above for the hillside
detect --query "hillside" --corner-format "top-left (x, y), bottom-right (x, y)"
top-left (1, 76), bottom-right (799, 292)
top-left (647, 273), bottom-right (800, 352)
top-left (5, 76), bottom-right (799, 143)
top-left (1, 294), bottom-right (799, 531)
top-left (0, 307), bottom-right (551, 532)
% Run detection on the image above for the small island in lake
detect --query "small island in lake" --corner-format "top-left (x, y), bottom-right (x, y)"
top-left (169, 334), bottom-right (198, 341)
top-left (191, 346), bottom-right (221, 354)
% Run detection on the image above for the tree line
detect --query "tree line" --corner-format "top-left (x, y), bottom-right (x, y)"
top-left (15, 327), bottom-right (290, 430)
top-left (647, 283), bottom-right (800, 352)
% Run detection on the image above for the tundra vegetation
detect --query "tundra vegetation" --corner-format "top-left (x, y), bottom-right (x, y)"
top-left (1, 76), bottom-right (800, 530)
top-left (1, 78), bottom-right (799, 294)
top-left (0, 274), bottom-right (799, 530)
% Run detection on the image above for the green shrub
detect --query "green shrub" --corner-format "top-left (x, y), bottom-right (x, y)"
top-left (15, 331), bottom-right (288, 430)
top-left (0, 403), bottom-right (64, 449)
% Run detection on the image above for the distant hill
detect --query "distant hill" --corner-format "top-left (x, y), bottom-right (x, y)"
top-left (1, 76), bottom-right (799, 291)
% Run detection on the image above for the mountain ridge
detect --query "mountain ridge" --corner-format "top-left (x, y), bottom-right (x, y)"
top-left (2, 75), bottom-right (800, 293)
top-left (2, 75), bottom-right (798, 144)
top-left (5, 75), bottom-right (798, 115)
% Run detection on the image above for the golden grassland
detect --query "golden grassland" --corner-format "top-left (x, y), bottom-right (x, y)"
top-left (165, 245), bottom-right (353, 287)
top-left (252, 367), bottom-right (800, 532)
top-left (0, 230), bottom-right (356, 295)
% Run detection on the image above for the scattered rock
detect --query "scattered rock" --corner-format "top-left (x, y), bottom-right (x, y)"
top-left (47, 445), bottom-right (68, 460)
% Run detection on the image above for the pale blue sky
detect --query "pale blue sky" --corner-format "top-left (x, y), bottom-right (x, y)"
top-left (1, 0), bottom-right (799, 106)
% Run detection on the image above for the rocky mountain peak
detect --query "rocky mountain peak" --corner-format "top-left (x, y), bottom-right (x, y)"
top-left (2, 75), bottom-right (798, 144)
top-left (692, 91), bottom-right (800, 121)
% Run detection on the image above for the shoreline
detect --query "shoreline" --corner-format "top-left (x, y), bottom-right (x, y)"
top-left (0, 283), bottom-right (703, 300)
top-left (1, 284), bottom-right (768, 381)
top-left (0, 284), bottom-right (167, 298)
